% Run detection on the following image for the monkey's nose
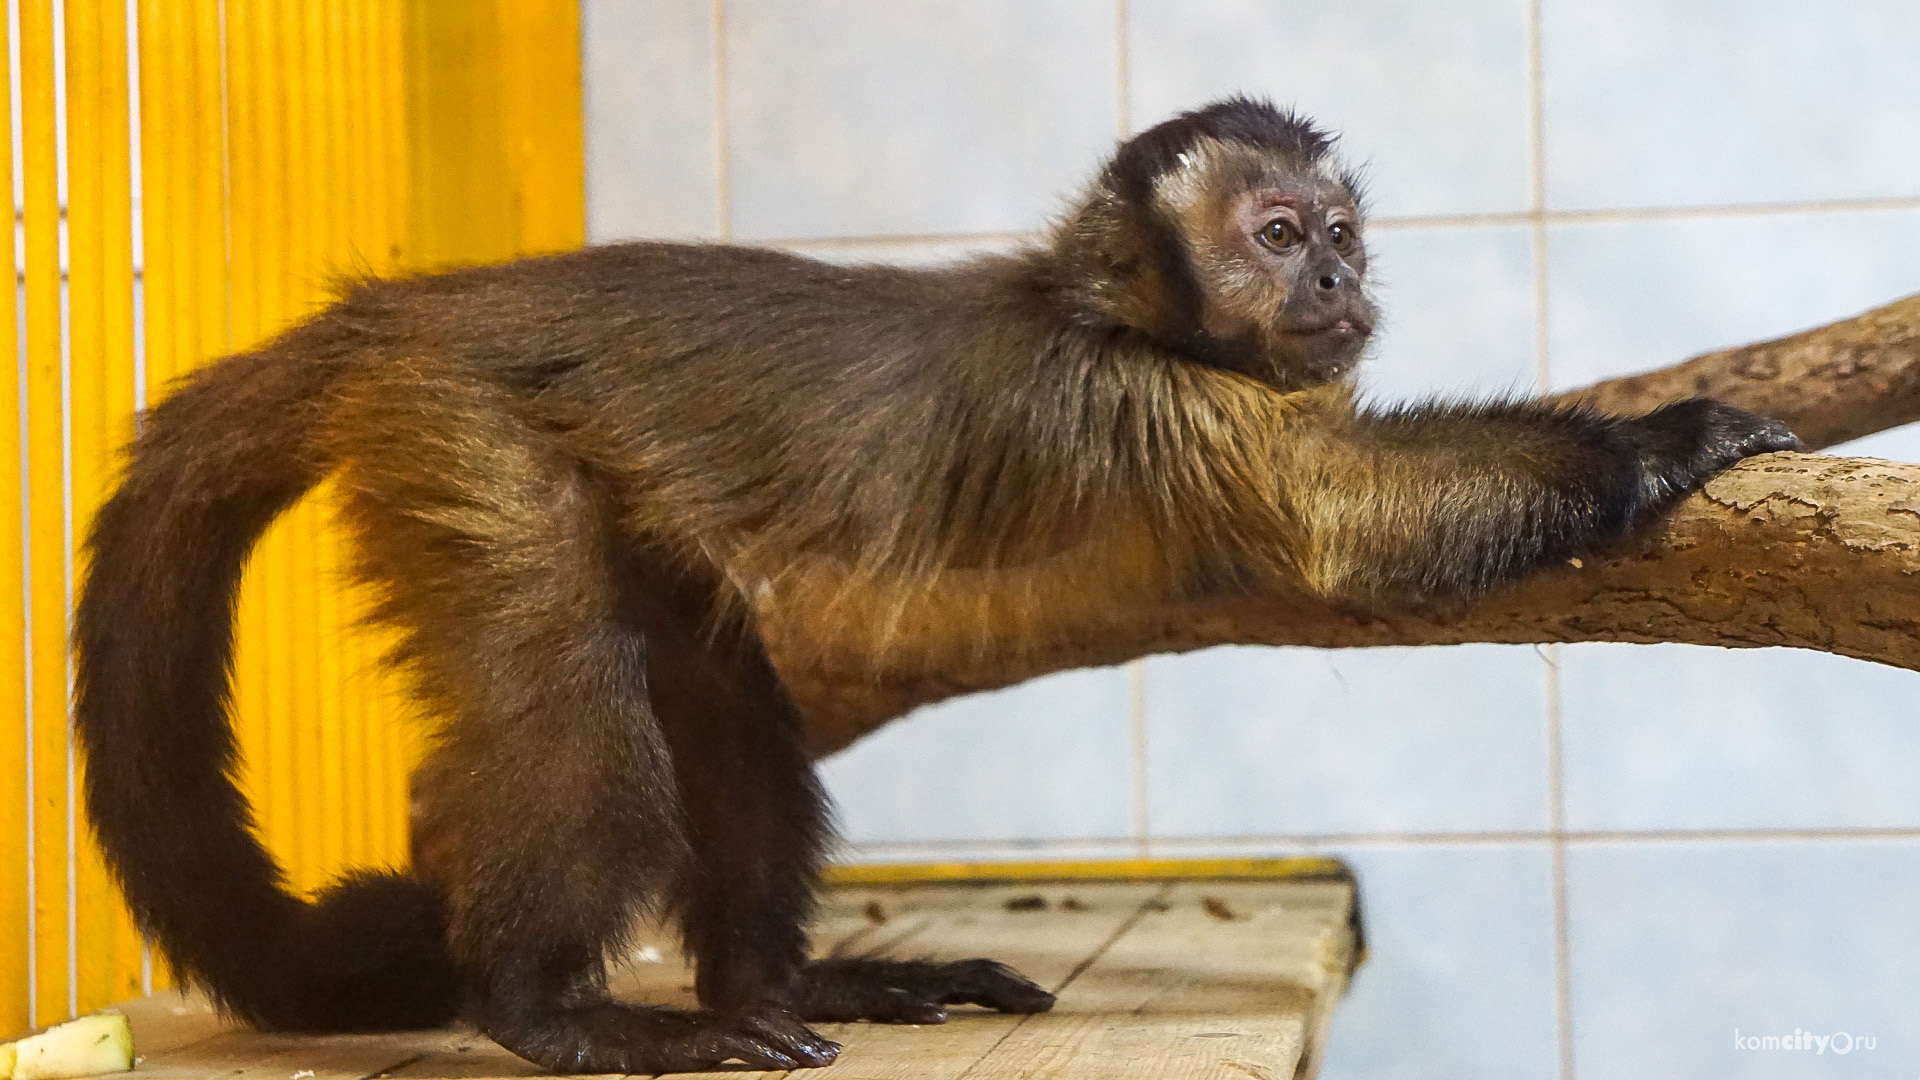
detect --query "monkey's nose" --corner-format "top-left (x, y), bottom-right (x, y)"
top-left (1316, 272), bottom-right (1343, 291)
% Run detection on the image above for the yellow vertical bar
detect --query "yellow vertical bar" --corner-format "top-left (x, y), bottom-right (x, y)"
top-left (384, 0), bottom-right (418, 865)
top-left (351, 0), bottom-right (381, 865)
top-left (222, 0), bottom-right (284, 870)
top-left (19, 0), bottom-right (68, 1026)
top-left (143, 0), bottom-right (227, 391)
top-left (97, 0), bottom-right (142, 990)
top-left (315, 0), bottom-right (349, 874)
top-left (134, 0), bottom-right (229, 993)
top-left (368, 0), bottom-right (406, 866)
top-left (249, 0), bottom-right (296, 882)
top-left (221, 0), bottom-right (259, 833)
top-left (494, 0), bottom-right (583, 255)
top-left (275, 0), bottom-right (313, 892)
top-left (62, 0), bottom-right (140, 1012)
top-left (328, 0), bottom-right (361, 870)
top-left (55, 0), bottom-right (92, 993)
top-left (400, 0), bottom-right (503, 269)
top-left (0, 0), bottom-right (30, 1034)
top-left (292, 0), bottom-right (332, 890)
top-left (46, 1), bottom-right (594, 992)
top-left (258, 2), bottom-right (296, 885)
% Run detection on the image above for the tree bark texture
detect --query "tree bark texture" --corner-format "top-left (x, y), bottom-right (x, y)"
top-left (762, 295), bottom-right (1920, 756)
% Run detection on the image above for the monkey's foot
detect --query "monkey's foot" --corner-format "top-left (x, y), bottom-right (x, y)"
top-left (487, 1000), bottom-right (840, 1074)
top-left (791, 958), bottom-right (1056, 1023)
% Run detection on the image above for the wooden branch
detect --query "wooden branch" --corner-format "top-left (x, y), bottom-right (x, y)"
top-left (763, 294), bottom-right (1920, 756)
top-left (1554, 294), bottom-right (1920, 453)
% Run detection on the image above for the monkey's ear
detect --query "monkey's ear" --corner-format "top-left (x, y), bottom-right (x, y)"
top-left (1047, 192), bottom-right (1197, 344)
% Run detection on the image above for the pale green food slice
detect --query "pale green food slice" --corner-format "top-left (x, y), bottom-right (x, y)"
top-left (7, 1013), bottom-right (134, 1080)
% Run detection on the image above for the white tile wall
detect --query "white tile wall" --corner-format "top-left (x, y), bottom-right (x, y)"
top-left (1145, 645), bottom-right (1552, 839)
top-left (822, 667), bottom-right (1136, 850)
top-left (1324, 843), bottom-right (1561, 1080)
top-left (1561, 645), bottom-right (1920, 833)
top-left (1128, 0), bottom-right (1534, 218)
top-left (582, 0), bottom-right (721, 240)
top-left (1544, 210), bottom-right (1920, 393)
top-left (1541, 0), bottom-right (1920, 211)
top-left (724, 0), bottom-right (1118, 241)
top-left (1566, 840), bottom-right (1920, 1078)
top-left (1357, 224), bottom-right (1538, 404)
top-left (583, 2), bottom-right (1920, 1076)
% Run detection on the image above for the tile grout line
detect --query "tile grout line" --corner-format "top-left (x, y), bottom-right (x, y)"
top-left (1525, 2), bottom-right (1576, 1077)
top-left (1129, 659), bottom-right (1148, 857)
top-left (710, 0), bottom-right (729, 243)
top-left (1113, 0), bottom-right (1129, 137)
top-left (1116, 0), bottom-right (1145, 862)
top-left (754, 194), bottom-right (1920, 255)
top-left (841, 825), bottom-right (1920, 861)
top-left (773, 230), bottom-right (1036, 252)
top-left (1546, 653), bottom-right (1577, 1080)
top-left (1525, 3), bottom-right (1550, 394)
top-left (1387, 195), bottom-right (1920, 229)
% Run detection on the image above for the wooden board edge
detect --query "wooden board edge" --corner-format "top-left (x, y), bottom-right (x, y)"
top-left (822, 856), bottom-right (1353, 886)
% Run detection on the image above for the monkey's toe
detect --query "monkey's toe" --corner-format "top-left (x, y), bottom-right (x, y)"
top-left (792, 957), bottom-right (1056, 1023)
top-left (925, 958), bottom-right (1058, 1013)
top-left (721, 1008), bottom-right (843, 1069)
top-left (486, 1000), bottom-right (840, 1074)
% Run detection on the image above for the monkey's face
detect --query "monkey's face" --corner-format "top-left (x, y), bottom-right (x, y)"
top-left (1142, 138), bottom-right (1376, 392)
top-left (1229, 179), bottom-right (1373, 385)
top-left (1184, 181), bottom-right (1375, 391)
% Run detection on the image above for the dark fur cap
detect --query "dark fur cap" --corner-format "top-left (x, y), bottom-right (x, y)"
top-left (1103, 96), bottom-right (1350, 207)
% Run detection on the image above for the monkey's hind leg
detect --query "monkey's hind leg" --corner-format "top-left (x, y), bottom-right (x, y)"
top-left (627, 552), bottom-right (1055, 1029)
top-left (342, 416), bottom-right (836, 1073)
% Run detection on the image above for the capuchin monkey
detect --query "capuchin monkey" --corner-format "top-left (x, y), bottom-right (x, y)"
top-left (74, 97), bottom-right (1796, 1073)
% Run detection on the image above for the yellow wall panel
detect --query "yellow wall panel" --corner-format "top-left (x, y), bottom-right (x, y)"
top-left (63, 0), bottom-right (143, 1012)
top-left (133, 0), bottom-right (232, 995)
top-left (1, 0), bottom-right (584, 1031)
top-left (402, 0), bottom-right (585, 268)
top-left (0, 0), bottom-right (27, 1040)
top-left (20, 0), bottom-right (74, 1027)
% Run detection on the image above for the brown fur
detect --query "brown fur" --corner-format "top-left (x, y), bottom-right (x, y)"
top-left (73, 98), bottom-right (1794, 1073)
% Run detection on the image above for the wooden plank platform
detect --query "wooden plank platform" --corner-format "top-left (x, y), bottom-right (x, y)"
top-left (111, 865), bottom-right (1358, 1080)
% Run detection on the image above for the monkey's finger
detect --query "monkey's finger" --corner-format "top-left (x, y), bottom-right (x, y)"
top-left (1736, 413), bottom-right (1800, 455)
top-left (699, 1035), bottom-right (803, 1072)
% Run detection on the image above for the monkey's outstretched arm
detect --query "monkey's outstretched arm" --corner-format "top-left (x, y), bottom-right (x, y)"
top-left (766, 292), bottom-right (1920, 754)
top-left (1281, 397), bottom-right (1798, 598)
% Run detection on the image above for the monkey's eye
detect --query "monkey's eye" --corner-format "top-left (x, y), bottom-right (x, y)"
top-left (1329, 222), bottom-right (1357, 251)
top-left (1258, 220), bottom-right (1300, 250)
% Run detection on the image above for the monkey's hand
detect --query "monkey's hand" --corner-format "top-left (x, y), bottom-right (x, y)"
top-left (1619, 398), bottom-right (1801, 516)
top-left (790, 957), bottom-right (1057, 1023)
top-left (487, 1000), bottom-right (841, 1074)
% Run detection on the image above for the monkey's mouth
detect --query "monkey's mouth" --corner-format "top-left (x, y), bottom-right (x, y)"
top-left (1267, 318), bottom-right (1371, 389)
top-left (1285, 318), bottom-right (1370, 340)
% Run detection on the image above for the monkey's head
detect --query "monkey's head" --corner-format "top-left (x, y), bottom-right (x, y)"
top-left (1053, 97), bottom-right (1376, 392)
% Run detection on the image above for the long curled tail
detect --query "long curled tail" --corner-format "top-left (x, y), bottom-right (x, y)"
top-left (74, 344), bottom-right (462, 1031)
